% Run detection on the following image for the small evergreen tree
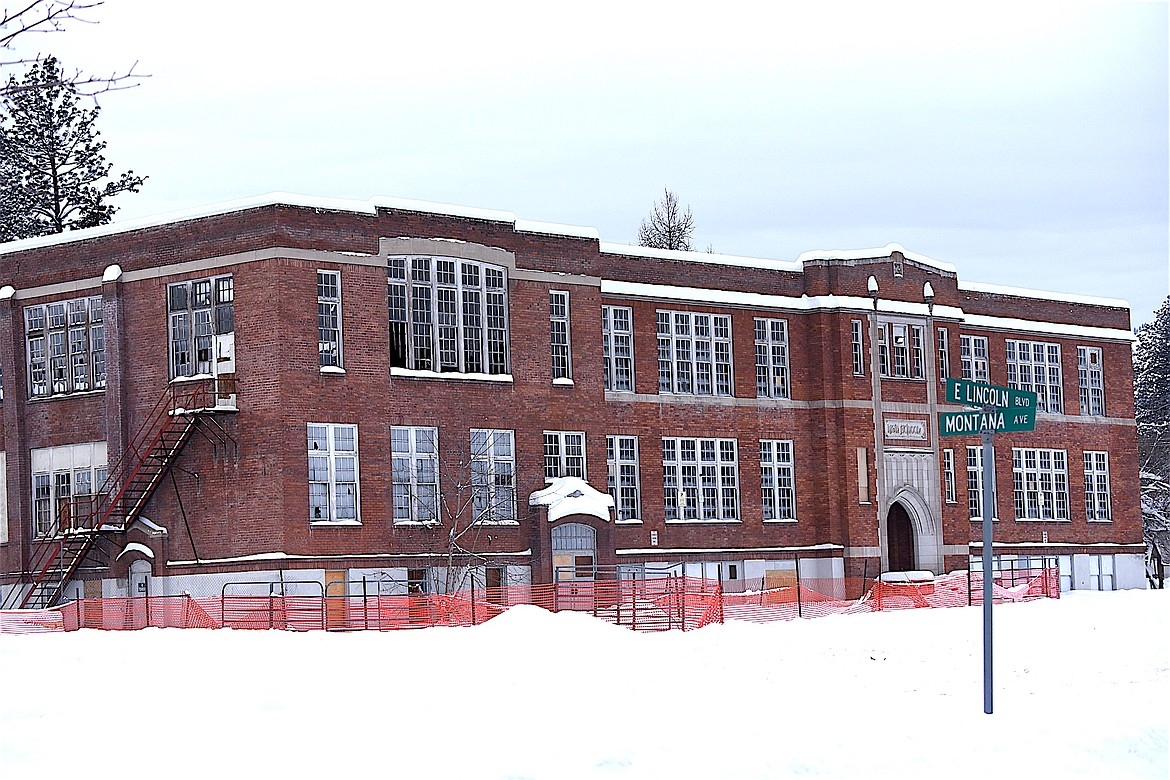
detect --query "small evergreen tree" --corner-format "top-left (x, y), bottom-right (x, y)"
top-left (637, 188), bottom-right (696, 251)
top-left (1135, 295), bottom-right (1170, 584)
top-left (0, 56), bottom-right (145, 241)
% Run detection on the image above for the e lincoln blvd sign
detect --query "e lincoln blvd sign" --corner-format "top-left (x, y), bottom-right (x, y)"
top-left (940, 378), bottom-right (1037, 436)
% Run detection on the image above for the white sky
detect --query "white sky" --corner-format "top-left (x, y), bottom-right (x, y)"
top-left (12, 0), bottom-right (1169, 323)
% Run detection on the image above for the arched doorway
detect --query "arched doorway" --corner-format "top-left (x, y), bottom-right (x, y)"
top-left (886, 502), bottom-right (916, 572)
top-left (551, 522), bottom-right (596, 582)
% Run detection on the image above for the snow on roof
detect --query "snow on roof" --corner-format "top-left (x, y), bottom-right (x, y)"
top-left (115, 542), bottom-right (155, 561)
top-left (797, 243), bottom-right (957, 274)
top-left (599, 242), bottom-right (802, 273)
top-left (958, 279), bottom-right (1129, 309)
top-left (0, 192), bottom-right (601, 254)
top-left (528, 477), bottom-right (614, 523)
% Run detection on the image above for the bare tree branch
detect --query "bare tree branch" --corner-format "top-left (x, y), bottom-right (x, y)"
top-left (1, 1), bottom-right (145, 97)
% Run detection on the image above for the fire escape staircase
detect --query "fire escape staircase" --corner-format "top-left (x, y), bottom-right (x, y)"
top-left (4, 377), bottom-right (237, 610)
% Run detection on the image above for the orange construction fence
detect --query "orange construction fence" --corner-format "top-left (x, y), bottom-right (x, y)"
top-left (0, 569), bottom-right (1058, 635)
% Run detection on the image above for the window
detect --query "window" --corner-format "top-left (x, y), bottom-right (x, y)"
top-left (308, 424), bottom-right (359, 523)
top-left (391, 426), bottom-right (438, 524)
top-left (318, 270), bottom-right (343, 369)
top-left (876, 322), bottom-right (925, 379)
top-left (943, 449), bottom-right (957, 504)
top-left (168, 275), bottom-right (234, 379)
top-left (754, 318), bottom-right (790, 399)
top-left (663, 437), bottom-right (739, 522)
top-left (602, 306), bottom-right (634, 392)
top-left (851, 320), bottom-right (865, 376)
top-left (937, 328), bottom-right (950, 383)
top-left (959, 335), bottom-right (989, 383)
top-left (967, 446), bottom-right (998, 520)
top-left (607, 435), bottom-right (641, 522)
top-left (608, 437), bottom-right (645, 521)
top-left (760, 440), bottom-right (796, 521)
top-left (1011, 448), bottom-right (1069, 520)
top-left (544, 431), bottom-right (585, 480)
top-left (1077, 346), bottom-right (1104, 416)
top-left (29, 442), bottom-right (108, 538)
top-left (25, 296), bottom-right (105, 398)
top-left (1006, 340), bottom-right (1062, 414)
top-left (1083, 451), bottom-right (1111, 522)
top-left (857, 447), bottom-right (869, 503)
top-left (657, 311), bottom-right (732, 396)
top-left (388, 256), bottom-right (509, 376)
top-left (471, 429), bottom-right (515, 523)
top-left (548, 290), bottom-right (572, 381)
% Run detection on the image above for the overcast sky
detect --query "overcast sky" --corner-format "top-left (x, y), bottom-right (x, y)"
top-left (12, 1), bottom-right (1169, 324)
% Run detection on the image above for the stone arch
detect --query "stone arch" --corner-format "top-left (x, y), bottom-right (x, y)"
top-left (886, 487), bottom-right (942, 574)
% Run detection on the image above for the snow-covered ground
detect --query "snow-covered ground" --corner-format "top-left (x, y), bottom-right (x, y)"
top-left (1, 590), bottom-right (1166, 779)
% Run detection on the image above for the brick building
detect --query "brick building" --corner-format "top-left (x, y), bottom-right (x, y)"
top-left (0, 194), bottom-right (1146, 607)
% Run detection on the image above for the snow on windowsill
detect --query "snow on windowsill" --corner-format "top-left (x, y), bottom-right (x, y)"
top-left (310, 520), bottom-right (362, 527)
top-left (391, 368), bottom-right (513, 383)
top-left (320, 365), bottom-right (346, 375)
top-left (763, 519), bottom-right (799, 524)
top-left (393, 520), bottom-right (442, 527)
top-left (1013, 518), bottom-right (1071, 523)
top-left (614, 519), bottom-right (643, 525)
top-left (474, 519), bottom-right (521, 527)
top-left (552, 377), bottom-right (575, 387)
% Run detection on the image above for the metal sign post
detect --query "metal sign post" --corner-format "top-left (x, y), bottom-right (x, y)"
top-left (940, 378), bottom-right (1038, 715)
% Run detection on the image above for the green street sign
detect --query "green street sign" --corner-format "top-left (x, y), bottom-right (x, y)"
top-left (939, 408), bottom-right (1036, 436)
top-left (945, 378), bottom-right (1037, 413)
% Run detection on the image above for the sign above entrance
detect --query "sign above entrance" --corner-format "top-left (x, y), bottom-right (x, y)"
top-left (939, 408), bottom-right (1036, 437)
top-left (884, 418), bottom-right (927, 441)
top-left (945, 378), bottom-right (1037, 412)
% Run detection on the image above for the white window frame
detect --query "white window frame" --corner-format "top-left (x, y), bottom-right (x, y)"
top-left (1006, 339), bottom-right (1063, 414)
top-left (1077, 346), bottom-right (1104, 416)
top-left (471, 429), bottom-right (516, 524)
top-left (943, 448), bottom-right (957, 504)
top-left (1083, 451), bottom-right (1111, 522)
top-left (308, 423), bottom-right (360, 524)
top-left (937, 328), bottom-right (950, 384)
top-left (167, 275), bottom-right (234, 380)
top-left (959, 334), bottom-right (989, 383)
top-left (607, 435), bottom-right (641, 523)
top-left (663, 437), bottom-right (740, 522)
top-left (550, 290), bottom-right (572, 381)
top-left (876, 321), bottom-right (925, 380)
top-left (656, 310), bottom-right (733, 396)
top-left (25, 296), bottom-right (106, 398)
top-left (0, 452), bottom-right (6, 544)
top-left (1012, 447), bottom-right (1069, 521)
top-left (543, 431), bottom-right (586, 481)
top-left (754, 318), bottom-right (790, 399)
top-left (967, 446), bottom-right (998, 520)
top-left (851, 320), bottom-right (865, 376)
top-left (760, 439), bottom-right (796, 522)
top-left (317, 270), bottom-right (343, 370)
top-left (391, 426), bottom-right (438, 524)
top-left (388, 256), bottom-right (509, 376)
top-left (29, 442), bottom-right (108, 538)
top-left (602, 305), bottom-right (634, 392)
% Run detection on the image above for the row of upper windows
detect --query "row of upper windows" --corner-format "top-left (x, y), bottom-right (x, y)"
top-left (8, 262), bottom-right (1108, 418)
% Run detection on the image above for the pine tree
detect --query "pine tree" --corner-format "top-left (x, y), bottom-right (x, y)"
top-left (1135, 295), bottom-right (1170, 583)
top-left (637, 188), bottom-right (696, 251)
top-left (0, 56), bottom-right (145, 241)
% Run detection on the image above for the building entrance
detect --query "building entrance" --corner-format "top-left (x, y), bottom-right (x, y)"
top-left (551, 522), bottom-right (596, 582)
top-left (887, 502), bottom-right (916, 572)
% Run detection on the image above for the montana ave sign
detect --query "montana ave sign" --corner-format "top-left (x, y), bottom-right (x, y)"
top-left (939, 408), bottom-right (1036, 436)
top-left (945, 378), bottom-right (1037, 411)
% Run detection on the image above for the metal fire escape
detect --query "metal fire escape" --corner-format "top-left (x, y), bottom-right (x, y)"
top-left (3, 377), bottom-right (236, 610)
